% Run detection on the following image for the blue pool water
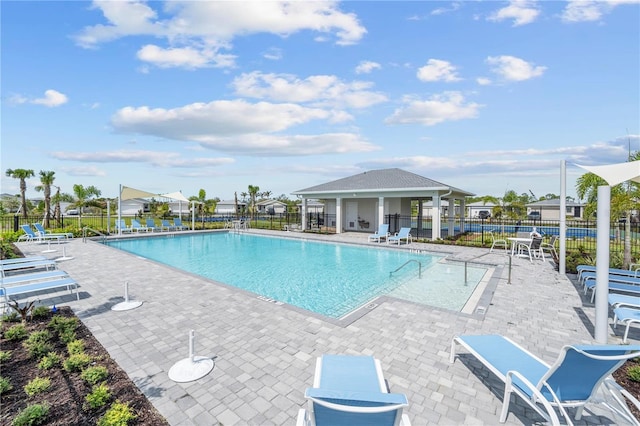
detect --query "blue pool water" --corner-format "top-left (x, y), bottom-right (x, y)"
top-left (104, 233), bottom-right (487, 318)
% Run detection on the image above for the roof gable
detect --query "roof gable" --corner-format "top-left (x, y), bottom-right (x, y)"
top-left (294, 168), bottom-right (472, 195)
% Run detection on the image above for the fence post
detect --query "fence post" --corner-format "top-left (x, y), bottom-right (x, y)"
top-left (13, 215), bottom-right (19, 232)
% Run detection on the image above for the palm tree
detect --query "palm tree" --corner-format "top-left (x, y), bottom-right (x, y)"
top-left (576, 152), bottom-right (639, 268)
top-left (5, 168), bottom-right (35, 218)
top-left (34, 170), bottom-right (55, 227)
top-left (69, 184), bottom-right (102, 222)
top-left (247, 185), bottom-right (260, 220)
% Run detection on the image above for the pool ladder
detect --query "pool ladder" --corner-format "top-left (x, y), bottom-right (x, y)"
top-left (82, 226), bottom-right (107, 243)
top-left (390, 259), bottom-right (422, 279)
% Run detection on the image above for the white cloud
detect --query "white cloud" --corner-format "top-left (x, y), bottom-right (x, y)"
top-left (136, 44), bottom-right (236, 69)
top-left (263, 47), bottom-right (283, 61)
top-left (73, 1), bottom-right (366, 69)
top-left (561, 0), bottom-right (636, 23)
top-left (355, 61), bottom-right (381, 74)
top-left (9, 89), bottom-right (68, 107)
top-left (488, 0), bottom-right (540, 26)
top-left (231, 71), bottom-right (387, 109)
top-left (109, 99), bottom-right (378, 156)
top-left (50, 149), bottom-right (235, 168)
top-left (486, 55), bottom-right (546, 81)
top-left (476, 77), bottom-right (492, 86)
top-left (431, 2), bottom-right (462, 16)
top-left (60, 165), bottom-right (107, 177)
top-left (384, 92), bottom-right (481, 126)
top-left (417, 59), bottom-right (461, 82)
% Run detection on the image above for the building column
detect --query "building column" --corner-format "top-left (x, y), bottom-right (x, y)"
top-left (432, 195), bottom-right (441, 240)
top-left (459, 198), bottom-right (466, 232)
top-left (448, 197), bottom-right (455, 237)
top-left (378, 197), bottom-right (384, 227)
top-left (301, 198), bottom-right (307, 230)
top-left (335, 198), bottom-right (342, 234)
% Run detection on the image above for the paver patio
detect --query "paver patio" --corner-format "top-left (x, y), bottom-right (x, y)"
top-left (14, 229), bottom-right (638, 425)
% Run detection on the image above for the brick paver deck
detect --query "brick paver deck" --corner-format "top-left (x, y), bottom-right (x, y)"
top-left (14, 229), bottom-right (637, 425)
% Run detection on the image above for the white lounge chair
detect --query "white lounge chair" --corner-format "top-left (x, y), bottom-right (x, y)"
top-left (297, 354), bottom-right (411, 426)
top-left (388, 227), bottom-right (412, 245)
top-left (367, 224), bottom-right (389, 243)
top-left (451, 334), bottom-right (640, 425)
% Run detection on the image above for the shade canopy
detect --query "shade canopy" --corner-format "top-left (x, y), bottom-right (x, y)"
top-left (576, 160), bottom-right (640, 186)
top-left (120, 186), bottom-right (158, 200)
top-left (161, 191), bottom-right (190, 202)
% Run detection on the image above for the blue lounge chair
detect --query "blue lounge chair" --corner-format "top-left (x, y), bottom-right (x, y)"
top-left (116, 219), bottom-right (133, 234)
top-left (583, 274), bottom-right (640, 302)
top-left (18, 224), bottom-right (65, 243)
top-left (32, 223), bottom-right (73, 239)
top-left (577, 265), bottom-right (640, 284)
top-left (160, 219), bottom-right (175, 231)
top-left (367, 224), bottom-right (389, 243)
top-left (173, 218), bottom-right (188, 231)
top-left (130, 219), bottom-right (149, 232)
top-left (388, 227), bottom-right (412, 245)
top-left (450, 334), bottom-right (640, 424)
top-left (612, 307), bottom-right (640, 343)
top-left (297, 354), bottom-right (411, 426)
top-left (145, 218), bottom-right (159, 232)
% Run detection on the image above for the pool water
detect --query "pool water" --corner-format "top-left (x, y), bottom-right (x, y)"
top-left (104, 233), bottom-right (487, 318)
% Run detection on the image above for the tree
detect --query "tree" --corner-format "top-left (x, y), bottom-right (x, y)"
top-left (69, 184), bottom-right (102, 221)
top-left (34, 170), bottom-right (55, 228)
top-left (576, 152), bottom-right (639, 268)
top-left (5, 168), bottom-right (34, 218)
top-left (51, 186), bottom-right (74, 225)
top-left (247, 185), bottom-right (260, 219)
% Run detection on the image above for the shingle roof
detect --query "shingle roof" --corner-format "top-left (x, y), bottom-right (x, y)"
top-left (294, 168), bottom-right (471, 194)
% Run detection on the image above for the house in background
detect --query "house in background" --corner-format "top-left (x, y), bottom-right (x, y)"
top-left (215, 200), bottom-right (246, 215)
top-left (292, 168), bottom-right (474, 240)
top-left (525, 199), bottom-right (585, 220)
top-left (467, 202), bottom-right (499, 218)
top-left (256, 199), bottom-right (287, 215)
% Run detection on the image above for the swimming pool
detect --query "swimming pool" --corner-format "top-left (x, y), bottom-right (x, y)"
top-left (104, 232), bottom-right (488, 319)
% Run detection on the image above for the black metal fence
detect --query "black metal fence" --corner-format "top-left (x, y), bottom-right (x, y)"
top-left (3, 213), bottom-right (637, 254)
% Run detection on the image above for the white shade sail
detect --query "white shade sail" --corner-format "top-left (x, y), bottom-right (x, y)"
top-left (161, 191), bottom-right (190, 202)
top-left (575, 160), bottom-right (640, 186)
top-left (120, 186), bottom-right (158, 200)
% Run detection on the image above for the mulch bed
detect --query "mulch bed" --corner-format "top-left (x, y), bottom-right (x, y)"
top-left (1, 306), bottom-right (168, 426)
top-left (612, 358), bottom-right (640, 420)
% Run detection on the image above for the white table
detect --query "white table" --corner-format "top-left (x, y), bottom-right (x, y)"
top-left (506, 237), bottom-right (532, 256)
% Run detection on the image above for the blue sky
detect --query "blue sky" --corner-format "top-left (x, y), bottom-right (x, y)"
top-left (2, 0), bottom-right (639, 202)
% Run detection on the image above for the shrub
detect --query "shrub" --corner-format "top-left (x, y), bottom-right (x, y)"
top-left (628, 365), bottom-right (640, 382)
top-left (38, 352), bottom-right (61, 370)
top-left (23, 331), bottom-right (53, 359)
top-left (12, 403), bottom-right (49, 426)
top-left (4, 324), bottom-right (27, 341)
top-left (63, 352), bottom-right (92, 372)
top-left (0, 376), bottom-right (13, 395)
top-left (1, 312), bottom-right (19, 323)
top-left (67, 339), bottom-right (85, 355)
top-left (81, 365), bottom-right (109, 385)
top-left (48, 316), bottom-right (78, 343)
top-left (24, 377), bottom-right (51, 397)
top-left (97, 401), bottom-right (137, 426)
top-left (0, 350), bottom-right (12, 363)
top-left (31, 306), bottom-right (50, 319)
top-left (84, 383), bottom-right (111, 410)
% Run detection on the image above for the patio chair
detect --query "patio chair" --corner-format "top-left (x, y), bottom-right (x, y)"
top-left (367, 224), bottom-right (389, 243)
top-left (145, 218), bottom-right (159, 232)
top-left (160, 219), bottom-right (175, 231)
top-left (32, 223), bottom-right (73, 239)
top-left (450, 334), bottom-right (640, 425)
top-left (17, 224), bottom-right (65, 244)
top-left (612, 306), bottom-right (640, 343)
top-left (130, 219), bottom-right (149, 232)
top-left (116, 219), bottom-right (133, 233)
top-left (489, 230), bottom-right (508, 253)
top-left (516, 236), bottom-right (544, 262)
top-left (388, 227), bottom-right (412, 245)
top-left (540, 235), bottom-right (558, 259)
top-left (297, 354), bottom-right (411, 426)
top-left (173, 218), bottom-right (188, 231)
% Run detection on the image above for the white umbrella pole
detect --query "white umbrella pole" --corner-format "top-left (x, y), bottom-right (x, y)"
top-left (595, 185), bottom-right (611, 343)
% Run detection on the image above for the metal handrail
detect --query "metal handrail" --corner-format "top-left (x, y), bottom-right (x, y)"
top-left (82, 227), bottom-right (107, 243)
top-left (390, 259), bottom-right (422, 279)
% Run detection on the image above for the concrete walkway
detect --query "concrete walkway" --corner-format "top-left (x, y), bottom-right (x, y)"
top-left (14, 230), bottom-right (638, 425)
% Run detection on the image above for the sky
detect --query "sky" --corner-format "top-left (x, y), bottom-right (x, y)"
top-left (1, 0), bottom-right (639, 203)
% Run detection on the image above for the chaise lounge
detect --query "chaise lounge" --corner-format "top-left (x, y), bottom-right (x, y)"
top-left (368, 224), bottom-right (389, 243)
top-left (388, 227), bottom-right (412, 245)
top-left (297, 354), bottom-right (411, 426)
top-left (450, 334), bottom-right (640, 425)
